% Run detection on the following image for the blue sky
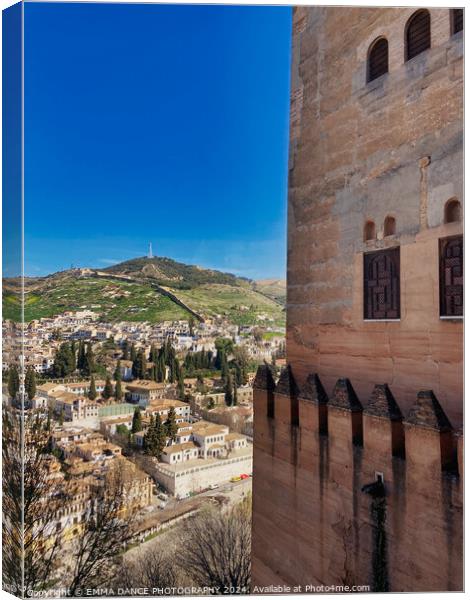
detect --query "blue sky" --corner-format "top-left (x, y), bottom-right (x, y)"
top-left (22, 2), bottom-right (292, 280)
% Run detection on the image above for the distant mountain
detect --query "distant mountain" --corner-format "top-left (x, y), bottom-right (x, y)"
top-left (3, 257), bottom-right (285, 327)
top-left (103, 256), bottom-right (250, 289)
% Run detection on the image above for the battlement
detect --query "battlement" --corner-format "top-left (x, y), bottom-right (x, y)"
top-left (254, 365), bottom-right (460, 476)
top-left (252, 364), bottom-right (463, 591)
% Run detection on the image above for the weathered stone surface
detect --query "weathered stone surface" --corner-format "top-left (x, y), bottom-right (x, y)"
top-left (253, 6), bottom-right (463, 594)
top-left (329, 378), bottom-right (363, 412)
top-left (253, 364), bottom-right (276, 391)
top-left (405, 390), bottom-right (453, 432)
top-left (298, 373), bottom-right (328, 404)
top-left (275, 365), bottom-right (299, 397)
top-left (364, 383), bottom-right (403, 421)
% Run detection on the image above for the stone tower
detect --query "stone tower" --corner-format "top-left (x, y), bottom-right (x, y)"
top-left (252, 6), bottom-right (463, 592)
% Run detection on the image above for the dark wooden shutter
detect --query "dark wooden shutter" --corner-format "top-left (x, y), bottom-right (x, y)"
top-left (364, 248), bottom-right (400, 320)
top-left (368, 38), bottom-right (389, 82)
top-left (406, 10), bottom-right (431, 60)
top-left (440, 236), bottom-right (463, 317)
top-left (452, 9), bottom-right (463, 35)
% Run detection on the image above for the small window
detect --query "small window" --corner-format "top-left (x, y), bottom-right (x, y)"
top-left (406, 10), bottom-right (431, 61)
top-left (384, 216), bottom-right (396, 237)
top-left (451, 9), bottom-right (463, 35)
top-left (367, 37), bottom-right (389, 82)
top-left (364, 248), bottom-right (400, 320)
top-left (444, 199), bottom-right (461, 224)
top-left (439, 236), bottom-right (463, 317)
top-left (364, 220), bottom-right (376, 241)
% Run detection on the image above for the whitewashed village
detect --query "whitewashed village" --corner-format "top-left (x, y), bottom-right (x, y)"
top-left (2, 307), bottom-right (285, 566)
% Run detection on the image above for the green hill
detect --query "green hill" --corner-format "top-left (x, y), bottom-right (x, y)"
top-left (3, 257), bottom-right (285, 326)
top-left (103, 256), bottom-right (250, 289)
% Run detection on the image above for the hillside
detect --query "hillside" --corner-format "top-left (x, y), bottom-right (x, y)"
top-left (3, 257), bottom-right (285, 326)
top-left (103, 256), bottom-right (250, 289)
top-left (254, 278), bottom-right (286, 304)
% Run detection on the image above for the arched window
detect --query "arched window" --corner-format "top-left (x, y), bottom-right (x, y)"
top-left (367, 37), bottom-right (389, 82)
top-left (406, 10), bottom-right (431, 61)
top-left (451, 9), bottom-right (463, 35)
top-left (444, 198), bottom-right (461, 223)
top-left (364, 220), bottom-right (376, 241)
top-left (384, 216), bottom-right (396, 236)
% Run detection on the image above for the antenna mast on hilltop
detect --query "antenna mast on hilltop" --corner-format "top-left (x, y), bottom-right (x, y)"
top-left (148, 242), bottom-right (153, 259)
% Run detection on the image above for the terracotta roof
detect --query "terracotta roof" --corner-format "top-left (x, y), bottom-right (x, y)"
top-left (163, 442), bottom-right (197, 455)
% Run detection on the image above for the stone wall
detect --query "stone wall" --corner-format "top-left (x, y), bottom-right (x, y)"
top-left (252, 6), bottom-right (463, 592)
top-left (251, 366), bottom-right (463, 591)
top-left (287, 7), bottom-right (463, 427)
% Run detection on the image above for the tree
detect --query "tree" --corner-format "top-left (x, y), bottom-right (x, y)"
top-left (102, 376), bottom-right (113, 400)
top-left (131, 408), bottom-right (143, 434)
top-left (117, 545), bottom-right (177, 591)
top-left (88, 375), bottom-right (97, 401)
top-left (114, 360), bottom-right (122, 382)
top-left (220, 352), bottom-right (229, 382)
top-left (2, 409), bottom-right (63, 595)
top-left (177, 498), bottom-right (251, 591)
top-left (144, 414), bottom-right (166, 459)
top-left (115, 379), bottom-right (123, 402)
top-left (164, 407), bottom-right (178, 442)
top-left (85, 343), bottom-right (96, 376)
top-left (121, 341), bottom-right (129, 361)
top-left (188, 315), bottom-right (195, 337)
top-left (7, 366), bottom-right (20, 400)
top-left (77, 341), bottom-right (87, 373)
top-left (156, 352), bottom-right (166, 383)
top-left (53, 342), bottom-right (75, 378)
top-left (25, 366), bottom-right (37, 402)
top-left (66, 464), bottom-right (135, 595)
top-left (177, 369), bottom-right (185, 400)
top-left (233, 379), bottom-right (238, 406)
top-left (224, 372), bottom-right (234, 406)
top-left (130, 343), bottom-right (136, 362)
top-left (132, 350), bottom-right (146, 380)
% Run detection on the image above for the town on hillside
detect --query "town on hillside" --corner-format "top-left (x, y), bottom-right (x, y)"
top-left (2, 307), bottom-right (286, 591)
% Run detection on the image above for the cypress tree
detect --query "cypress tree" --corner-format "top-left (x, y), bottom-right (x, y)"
top-left (115, 378), bottom-right (123, 401)
top-left (122, 341), bottom-right (129, 361)
top-left (7, 366), bottom-right (20, 400)
top-left (102, 375), bottom-right (113, 400)
top-left (130, 343), bottom-right (136, 362)
top-left (132, 349), bottom-right (146, 379)
top-left (84, 343), bottom-right (96, 376)
top-left (131, 407), bottom-right (143, 433)
top-left (177, 368), bottom-right (185, 400)
top-left (77, 341), bottom-right (86, 372)
top-left (144, 415), bottom-right (155, 455)
top-left (88, 375), bottom-right (97, 401)
top-left (114, 359), bottom-right (121, 381)
top-left (154, 413), bottom-right (166, 459)
top-left (25, 366), bottom-right (37, 401)
top-left (156, 352), bottom-right (166, 383)
top-left (224, 371), bottom-right (233, 406)
top-left (165, 407), bottom-right (178, 442)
